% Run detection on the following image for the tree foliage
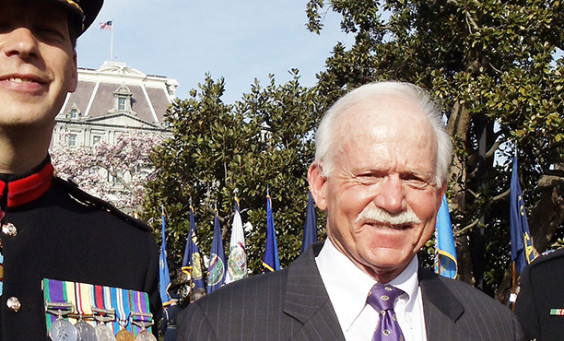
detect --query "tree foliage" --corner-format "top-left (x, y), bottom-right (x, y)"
top-left (306, 0), bottom-right (563, 298)
top-left (142, 73), bottom-right (326, 274)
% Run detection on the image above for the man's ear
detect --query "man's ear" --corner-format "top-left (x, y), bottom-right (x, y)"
top-left (436, 183), bottom-right (447, 211)
top-left (68, 51), bottom-right (78, 93)
top-left (307, 162), bottom-right (328, 211)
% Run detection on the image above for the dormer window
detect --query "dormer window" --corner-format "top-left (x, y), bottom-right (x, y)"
top-left (112, 84), bottom-right (134, 115)
top-left (118, 97), bottom-right (126, 111)
top-left (67, 104), bottom-right (81, 119)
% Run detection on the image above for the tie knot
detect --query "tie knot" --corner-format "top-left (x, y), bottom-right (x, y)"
top-left (367, 284), bottom-right (404, 311)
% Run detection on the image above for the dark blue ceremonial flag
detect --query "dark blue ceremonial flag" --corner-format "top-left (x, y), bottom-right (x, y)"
top-left (181, 207), bottom-right (206, 292)
top-left (263, 195), bottom-right (280, 272)
top-left (301, 191), bottom-right (318, 254)
top-left (159, 208), bottom-right (172, 306)
top-left (510, 154), bottom-right (535, 273)
top-left (207, 210), bottom-right (226, 294)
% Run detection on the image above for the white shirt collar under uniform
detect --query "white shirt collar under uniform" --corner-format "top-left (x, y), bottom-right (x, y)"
top-left (315, 238), bottom-right (427, 341)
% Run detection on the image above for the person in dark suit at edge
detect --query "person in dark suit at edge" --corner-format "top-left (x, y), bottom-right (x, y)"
top-left (515, 248), bottom-right (564, 340)
top-left (0, 0), bottom-right (161, 339)
top-left (177, 81), bottom-right (524, 340)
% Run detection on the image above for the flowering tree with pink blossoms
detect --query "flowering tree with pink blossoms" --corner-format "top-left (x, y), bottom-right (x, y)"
top-left (51, 132), bottom-right (164, 213)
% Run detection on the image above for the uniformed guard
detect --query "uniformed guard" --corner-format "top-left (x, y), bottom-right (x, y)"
top-left (516, 248), bottom-right (564, 340)
top-left (0, 0), bottom-right (161, 339)
top-left (161, 294), bottom-right (182, 341)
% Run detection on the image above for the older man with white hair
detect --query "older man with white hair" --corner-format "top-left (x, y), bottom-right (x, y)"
top-left (178, 81), bottom-right (524, 341)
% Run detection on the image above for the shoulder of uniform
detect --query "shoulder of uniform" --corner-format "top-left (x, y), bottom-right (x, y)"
top-left (530, 248), bottom-right (564, 268)
top-left (53, 177), bottom-right (152, 232)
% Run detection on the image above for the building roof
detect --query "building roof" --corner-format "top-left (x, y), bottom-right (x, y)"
top-left (59, 61), bottom-right (179, 126)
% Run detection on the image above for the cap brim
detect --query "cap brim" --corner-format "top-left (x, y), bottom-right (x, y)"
top-left (58, 0), bottom-right (103, 35)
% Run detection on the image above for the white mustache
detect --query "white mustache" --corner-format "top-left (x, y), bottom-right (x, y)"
top-left (354, 207), bottom-right (421, 226)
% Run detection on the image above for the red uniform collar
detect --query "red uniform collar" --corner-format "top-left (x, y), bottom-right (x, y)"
top-left (0, 159), bottom-right (54, 208)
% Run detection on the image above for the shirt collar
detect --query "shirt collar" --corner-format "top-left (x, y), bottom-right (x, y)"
top-left (315, 238), bottom-right (419, 331)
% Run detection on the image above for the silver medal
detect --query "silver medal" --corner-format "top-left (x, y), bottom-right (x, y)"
top-left (48, 318), bottom-right (78, 341)
top-left (95, 323), bottom-right (117, 341)
top-left (75, 320), bottom-right (97, 341)
top-left (134, 329), bottom-right (157, 341)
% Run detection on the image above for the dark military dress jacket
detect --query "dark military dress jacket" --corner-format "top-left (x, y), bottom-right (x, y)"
top-left (516, 248), bottom-right (564, 340)
top-left (0, 158), bottom-right (161, 340)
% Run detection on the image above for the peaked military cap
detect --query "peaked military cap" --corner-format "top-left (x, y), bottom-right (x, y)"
top-left (56, 0), bottom-right (104, 35)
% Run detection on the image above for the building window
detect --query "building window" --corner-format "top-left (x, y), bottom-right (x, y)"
top-left (69, 134), bottom-right (77, 147)
top-left (69, 109), bottom-right (78, 119)
top-left (118, 97), bottom-right (126, 111)
top-left (112, 85), bottom-right (134, 115)
top-left (92, 135), bottom-right (102, 145)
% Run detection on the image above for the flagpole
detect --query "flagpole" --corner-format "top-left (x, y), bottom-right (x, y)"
top-left (110, 20), bottom-right (114, 60)
top-left (511, 261), bottom-right (517, 311)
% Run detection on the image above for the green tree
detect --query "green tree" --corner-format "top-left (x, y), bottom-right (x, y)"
top-left (142, 73), bottom-right (325, 274)
top-left (306, 0), bottom-right (563, 299)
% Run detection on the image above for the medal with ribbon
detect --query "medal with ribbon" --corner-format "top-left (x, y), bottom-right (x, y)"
top-left (73, 281), bottom-right (97, 340)
top-left (92, 283), bottom-right (117, 341)
top-left (43, 279), bottom-right (151, 341)
top-left (131, 289), bottom-right (155, 341)
top-left (115, 287), bottom-right (134, 341)
top-left (44, 278), bottom-right (79, 340)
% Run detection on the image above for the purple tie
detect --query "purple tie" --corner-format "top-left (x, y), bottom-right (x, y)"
top-left (367, 284), bottom-right (405, 341)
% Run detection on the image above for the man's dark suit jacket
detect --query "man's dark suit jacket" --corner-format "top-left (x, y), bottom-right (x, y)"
top-left (178, 242), bottom-right (524, 340)
top-left (515, 248), bottom-right (564, 340)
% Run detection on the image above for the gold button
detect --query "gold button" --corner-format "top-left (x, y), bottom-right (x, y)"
top-left (7, 297), bottom-right (21, 312)
top-left (2, 223), bottom-right (17, 237)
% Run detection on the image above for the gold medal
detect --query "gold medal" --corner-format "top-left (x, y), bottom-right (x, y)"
top-left (115, 328), bottom-right (135, 341)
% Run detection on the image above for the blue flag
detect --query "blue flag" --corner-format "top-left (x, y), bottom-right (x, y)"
top-left (263, 195), bottom-right (280, 272)
top-left (207, 210), bottom-right (226, 294)
top-left (159, 207), bottom-right (172, 306)
top-left (181, 207), bottom-right (206, 292)
top-left (301, 191), bottom-right (318, 254)
top-left (510, 154), bottom-right (535, 273)
top-left (434, 196), bottom-right (457, 279)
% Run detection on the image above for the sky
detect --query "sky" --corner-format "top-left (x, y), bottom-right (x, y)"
top-left (76, 1), bottom-right (353, 104)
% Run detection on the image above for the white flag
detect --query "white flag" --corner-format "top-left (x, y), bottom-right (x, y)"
top-left (226, 200), bottom-right (247, 283)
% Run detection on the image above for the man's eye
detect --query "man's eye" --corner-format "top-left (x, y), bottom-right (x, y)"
top-left (36, 26), bottom-right (66, 41)
top-left (401, 175), bottom-right (430, 189)
top-left (356, 174), bottom-right (381, 185)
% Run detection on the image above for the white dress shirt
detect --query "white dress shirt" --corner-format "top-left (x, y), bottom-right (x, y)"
top-left (315, 239), bottom-right (427, 341)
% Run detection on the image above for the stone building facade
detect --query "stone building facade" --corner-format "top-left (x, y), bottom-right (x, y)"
top-left (52, 61), bottom-right (178, 149)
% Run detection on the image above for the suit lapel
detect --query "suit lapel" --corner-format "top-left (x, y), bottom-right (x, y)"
top-left (283, 243), bottom-right (345, 341)
top-left (419, 268), bottom-right (470, 340)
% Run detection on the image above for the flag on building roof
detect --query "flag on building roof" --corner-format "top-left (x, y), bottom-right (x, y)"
top-left (510, 154), bottom-right (535, 273)
top-left (434, 195), bottom-right (457, 279)
top-left (226, 197), bottom-right (247, 284)
top-left (159, 206), bottom-right (172, 306)
top-left (301, 191), bottom-right (318, 254)
top-left (263, 195), bottom-right (280, 272)
top-left (181, 206), bottom-right (206, 293)
top-left (99, 20), bottom-right (113, 30)
top-left (207, 209), bottom-right (226, 294)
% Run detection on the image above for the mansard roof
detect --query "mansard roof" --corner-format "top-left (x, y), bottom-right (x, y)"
top-left (59, 61), bottom-right (179, 126)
